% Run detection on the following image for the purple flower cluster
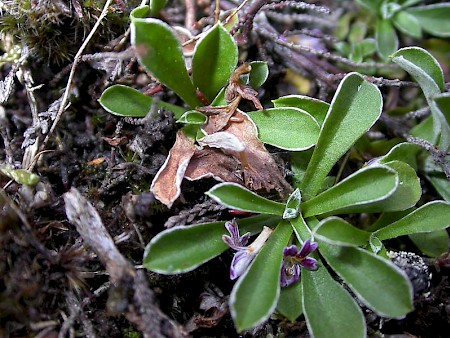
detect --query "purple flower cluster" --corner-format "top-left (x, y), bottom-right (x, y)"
top-left (280, 239), bottom-right (318, 287)
top-left (223, 219), bottom-right (319, 286)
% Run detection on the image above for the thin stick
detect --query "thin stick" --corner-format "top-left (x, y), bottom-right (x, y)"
top-left (214, 0), bottom-right (220, 23)
top-left (224, 0), bottom-right (251, 25)
top-left (31, 0), bottom-right (114, 171)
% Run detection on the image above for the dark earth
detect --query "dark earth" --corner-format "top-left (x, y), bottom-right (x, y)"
top-left (0, 0), bottom-right (449, 337)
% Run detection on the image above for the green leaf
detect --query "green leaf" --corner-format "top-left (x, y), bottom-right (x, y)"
top-left (0, 167), bottom-right (39, 186)
top-left (206, 183), bottom-right (285, 215)
top-left (392, 47), bottom-right (444, 93)
top-left (392, 47), bottom-right (450, 149)
top-left (301, 73), bottom-right (382, 200)
top-left (176, 110), bottom-right (207, 125)
top-left (367, 160), bottom-right (421, 212)
top-left (272, 95), bottom-right (329, 126)
top-left (302, 165), bottom-right (398, 217)
top-left (393, 10), bottom-right (422, 38)
top-left (143, 214), bottom-right (279, 274)
top-left (248, 108), bottom-right (320, 151)
top-left (426, 174), bottom-right (450, 202)
top-left (319, 242), bottom-right (413, 318)
top-left (150, 0), bottom-right (168, 16)
top-left (375, 201), bottom-right (450, 240)
top-left (192, 23), bottom-right (238, 101)
top-left (248, 61), bottom-right (269, 89)
top-left (283, 188), bottom-right (301, 220)
top-left (409, 229), bottom-right (449, 257)
top-left (302, 259), bottom-right (366, 338)
top-left (314, 217), bottom-right (371, 247)
top-left (230, 221), bottom-right (292, 331)
top-left (355, 0), bottom-right (382, 12)
top-left (99, 85), bottom-right (186, 119)
top-left (407, 4), bottom-right (450, 37)
top-left (131, 7), bottom-right (201, 108)
top-left (277, 281), bottom-right (303, 322)
top-left (378, 142), bottom-right (421, 169)
top-left (376, 19), bottom-right (398, 59)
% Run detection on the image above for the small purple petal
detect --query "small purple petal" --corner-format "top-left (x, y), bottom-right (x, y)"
top-left (283, 245), bottom-right (299, 257)
top-left (230, 250), bottom-right (255, 280)
top-left (280, 262), bottom-right (300, 288)
top-left (298, 239), bottom-right (318, 257)
top-left (223, 219), bottom-right (250, 250)
top-left (300, 257), bottom-right (318, 271)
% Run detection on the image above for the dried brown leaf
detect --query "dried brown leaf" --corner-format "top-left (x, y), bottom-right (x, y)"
top-left (150, 131), bottom-right (196, 208)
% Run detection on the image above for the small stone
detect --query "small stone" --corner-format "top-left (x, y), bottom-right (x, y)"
top-left (388, 251), bottom-right (431, 297)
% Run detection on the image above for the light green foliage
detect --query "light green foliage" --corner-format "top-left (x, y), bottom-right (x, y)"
top-left (206, 183), bottom-right (285, 215)
top-left (301, 72), bottom-right (382, 199)
top-left (192, 23), bottom-right (238, 101)
top-left (248, 108), bottom-right (320, 150)
top-left (99, 85), bottom-right (186, 118)
top-left (276, 280), bottom-right (303, 321)
top-left (352, 0), bottom-right (450, 59)
top-left (0, 167), bottom-right (39, 186)
top-left (131, 7), bottom-right (201, 108)
top-left (319, 242), bottom-right (413, 318)
top-left (302, 259), bottom-right (366, 338)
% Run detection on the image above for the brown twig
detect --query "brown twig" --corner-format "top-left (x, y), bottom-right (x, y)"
top-left (64, 188), bottom-right (187, 338)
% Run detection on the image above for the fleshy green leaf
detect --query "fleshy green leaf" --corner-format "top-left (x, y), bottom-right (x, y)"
top-left (301, 73), bottom-right (382, 200)
top-left (143, 214), bottom-right (279, 274)
top-left (0, 167), bottom-right (39, 186)
top-left (378, 142), bottom-right (421, 169)
top-left (131, 7), bottom-right (201, 108)
top-left (230, 221), bottom-right (292, 331)
top-left (192, 23), bottom-right (238, 101)
top-left (392, 47), bottom-right (444, 93)
top-left (302, 165), bottom-right (398, 217)
top-left (176, 110), bottom-right (207, 125)
top-left (206, 183), bottom-right (285, 215)
top-left (393, 47), bottom-right (450, 151)
top-left (375, 201), bottom-right (450, 240)
top-left (319, 242), bottom-right (413, 318)
top-left (314, 217), bottom-right (371, 247)
top-left (426, 174), bottom-right (450, 202)
top-left (355, 0), bottom-right (382, 12)
top-left (272, 95), bottom-right (330, 126)
top-left (150, 0), bottom-right (168, 16)
top-left (407, 4), bottom-right (450, 37)
top-left (393, 10), bottom-right (422, 38)
top-left (302, 258), bottom-right (366, 338)
top-left (248, 108), bottom-right (320, 151)
top-left (366, 160), bottom-right (421, 212)
top-left (277, 281), bottom-right (303, 322)
top-left (409, 229), bottom-right (449, 258)
top-left (283, 188), bottom-right (301, 220)
top-left (99, 85), bottom-right (186, 118)
top-left (376, 19), bottom-right (398, 59)
top-left (248, 61), bottom-right (269, 89)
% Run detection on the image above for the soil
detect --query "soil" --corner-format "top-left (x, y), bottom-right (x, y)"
top-left (1, 1), bottom-right (449, 337)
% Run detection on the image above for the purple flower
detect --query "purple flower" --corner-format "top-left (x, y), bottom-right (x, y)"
top-left (280, 239), bottom-right (318, 288)
top-left (222, 219), bottom-right (250, 250)
top-left (223, 220), bottom-right (272, 280)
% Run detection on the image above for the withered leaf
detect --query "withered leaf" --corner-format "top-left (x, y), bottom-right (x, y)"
top-left (150, 131), bottom-right (196, 208)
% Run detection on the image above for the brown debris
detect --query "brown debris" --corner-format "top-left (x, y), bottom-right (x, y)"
top-left (150, 131), bottom-right (196, 208)
top-left (64, 188), bottom-right (186, 338)
top-left (150, 64), bottom-right (292, 208)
